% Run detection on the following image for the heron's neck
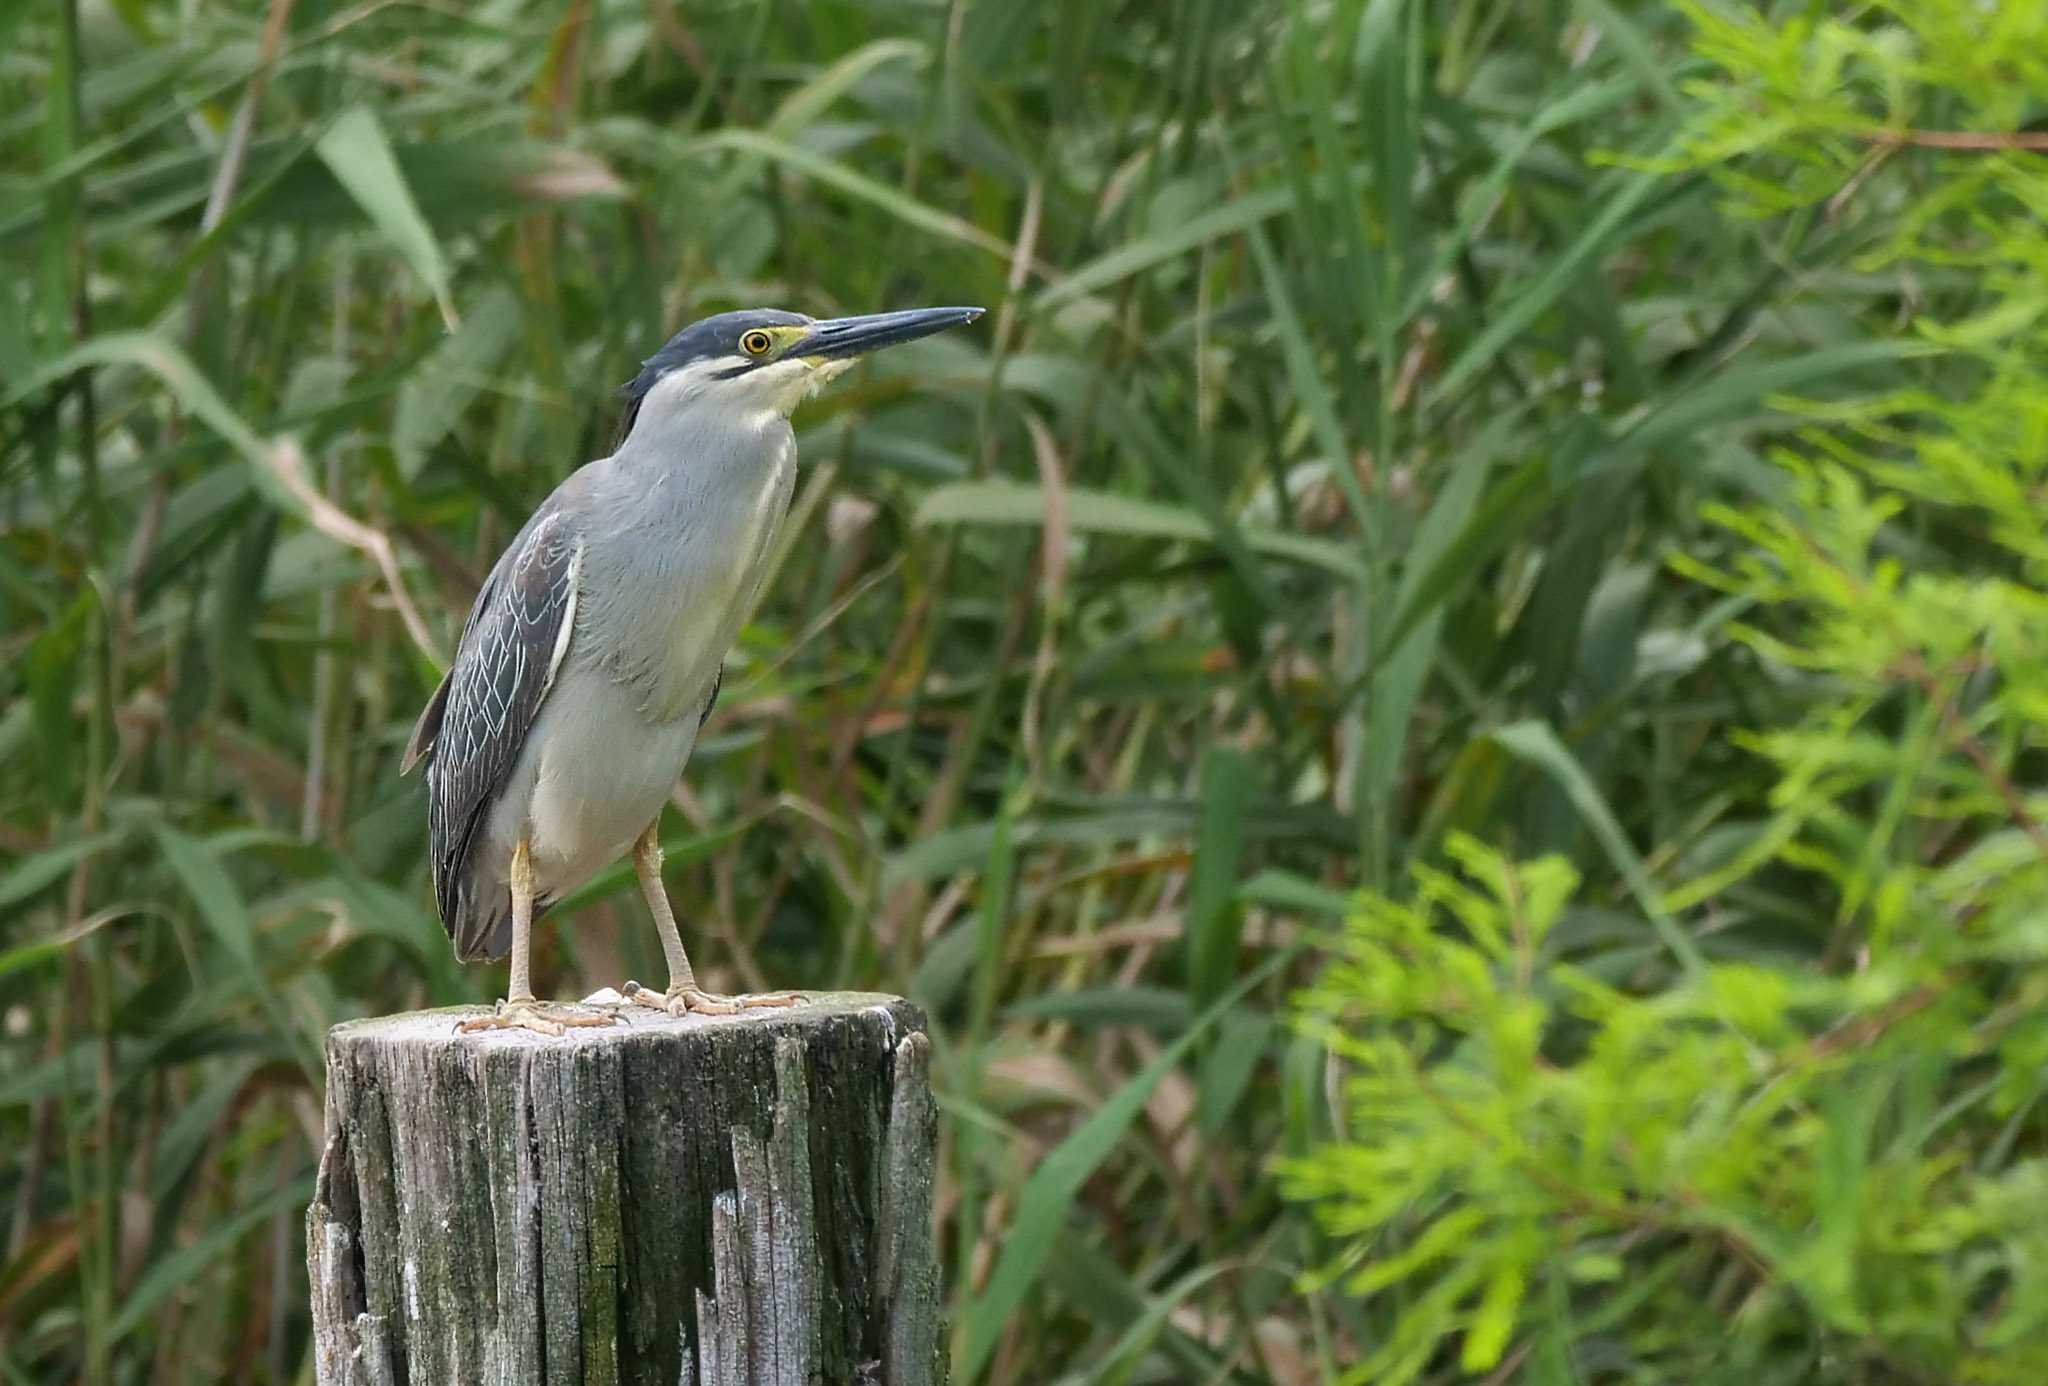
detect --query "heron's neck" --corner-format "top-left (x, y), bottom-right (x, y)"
top-left (616, 395), bottom-right (789, 470)
top-left (579, 408), bottom-right (798, 720)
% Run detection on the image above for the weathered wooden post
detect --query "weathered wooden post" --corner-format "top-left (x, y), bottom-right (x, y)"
top-left (306, 994), bottom-right (941, 1385)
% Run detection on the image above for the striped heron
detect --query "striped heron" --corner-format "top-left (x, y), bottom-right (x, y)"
top-left (403, 305), bottom-right (984, 1034)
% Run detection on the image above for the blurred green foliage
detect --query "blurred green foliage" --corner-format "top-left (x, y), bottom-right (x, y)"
top-left (1, 0), bottom-right (2042, 1382)
top-left (1287, 3), bottom-right (2048, 1382)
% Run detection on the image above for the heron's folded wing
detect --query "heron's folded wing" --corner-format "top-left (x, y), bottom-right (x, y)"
top-left (425, 507), bottom-right (582, 942)
top-left (400, 671), bottom-right (451, 775)
top-left (698, 664), bottom-right (722, 729)
top-left (402, 535), bottom-right (520, 776)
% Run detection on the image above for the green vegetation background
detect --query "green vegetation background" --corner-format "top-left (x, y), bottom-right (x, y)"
top-left (4, 1), bottom-right (2045, 1382)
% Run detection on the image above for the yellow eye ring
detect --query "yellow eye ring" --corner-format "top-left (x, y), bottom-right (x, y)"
top-left (741, 330), bottom-right (773, 357)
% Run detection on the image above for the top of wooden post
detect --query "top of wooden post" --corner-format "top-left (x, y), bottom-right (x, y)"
top-left (323, 989), bottom-right (920, 1052)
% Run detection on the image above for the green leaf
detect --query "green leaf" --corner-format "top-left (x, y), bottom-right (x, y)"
top-left (1086, 1262), bottom-right (1235, 1386)
top-left (0, 904), bottom-right (125, 981)
top-left (149, 1058), bottom-right (260, 1202)
top-left (152, 824), bottom-right (259, 974)
top-left (1429, 169), bottom-right (1667, 405)
top-left (110, 1177), bottom-right (311, 1340)
top-left (1005, 987), bottom-right (1191, 1031)
top-left (955, 948), bottom-right (1297, 1380)
top-left (1394, 75), bottom-right (1645, 327)
top-left (682, 129), bottom-right (1014, 261)
top-left (1491, 720), bottom-right (1706, 979)
top-left (1, 331), bottom-right (288, 507)
top-left (1237, 868), bottom-right (1354, 917)
top-left (0, 1039), bottom-right (134, 1108)
top-left (150, 825), bottom-right (312, 1073)
top-left (909, 916), bottom-right (982, 1013)
top-left (1358, 419), bottom-right (1498, 874)
top-left (1375, 450), bottom-right (1554, 664)
top-left (1197, 1008), bottom-right (1271, 1135)
top-left (316, 106), bottom-right (458, 330)
top-left (1036, 188), bottom-right (1293, 309)
top-left (1568, 0), bottom-right (1682, 112)
top-left (1591, 340), bottom-right (1934, 484)
top-left (1041, 1234), bottom-right (1226, 1383)
top-left (970, 802), bottom-right (1015, 1049)
top-left (393, 286), bottom-right (523, 479)
top-left (25, 589), bottom-right (92, 810)
top-left (1187, 747), bottom-right (1252, 1011)
top-left (1246, 218), bottom-right (1373, 542)
top-left (1461, 1255), bottom-right (1528, 1371)
top-left (765, 39), bottom-right (927, 139)
top-left (887, 805), bottom-right (1321, 887)
top-left (915, 480), bottom-right (1369, 582)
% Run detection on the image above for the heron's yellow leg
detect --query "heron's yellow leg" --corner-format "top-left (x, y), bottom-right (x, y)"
top-left (459, 839), bottom-right (616, 1036)
top-left (624, 824), bottom-right (801, 1016)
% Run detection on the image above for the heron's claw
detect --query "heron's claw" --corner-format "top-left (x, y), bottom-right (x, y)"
top-left (457, 997), bottom-right (621, 1037)
top-left (623, 979), bottom-right (803, 1017)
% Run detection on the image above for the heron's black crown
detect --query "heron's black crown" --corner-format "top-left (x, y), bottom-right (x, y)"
top-left (620, 309), bottom-right (808, 408)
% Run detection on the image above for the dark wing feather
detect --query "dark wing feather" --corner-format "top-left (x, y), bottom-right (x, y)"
top-left (401, 671), bottom-right (450, 775)
top-left (420, 504), bottom-right (581, 959)
top-left (403, 533), bottom-right (522, 775)
top-left (698, 664), bottom-right (723, 728)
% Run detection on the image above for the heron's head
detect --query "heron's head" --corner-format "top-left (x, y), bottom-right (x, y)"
top-left (617, 305), bottom-right (984, 444)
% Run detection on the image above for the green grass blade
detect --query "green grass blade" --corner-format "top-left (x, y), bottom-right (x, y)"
top-left (1358, 426), bottom-right (1494, 880)
top-left (1428, 169), bottom-right (1665, 406)
top-left (1086, 1263), bottom-right (1235, 1386)
top-left (682, 129), bottom-right (1015, 261)
top-left (954, 948), bottom-right (1297, 1381)
top-left (915, 480), bottom-right (1369, 582)
top-left (1187, 747), bottom-right (1252, 1011)
top-left (766, 39), bottom-right (928, 138)
top-left (315, 107), bottom-right (458, 330)
top-left (1035, 188), bottom-right (1293, 310)
top-left (108, 1178), bottom-right (311, 1341)
top-left (393, 285), bottom-right (523, 480)
top-left (151, 825), bottom-right (313, 1072)
top-left (1373, 439), bottom-right (1548, 664)
top-left (1491, 720), bottom-right (1705, 980)
top-left (1590, 340), bottom-right (1935, 482)
top-left (3, 331), bottom-right (289, 501)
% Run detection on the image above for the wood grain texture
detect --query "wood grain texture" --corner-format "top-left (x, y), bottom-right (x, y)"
top-left (306, 993), bottom-right (940, 1386)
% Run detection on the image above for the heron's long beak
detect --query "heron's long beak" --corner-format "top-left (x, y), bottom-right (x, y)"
top-left (797, 306), bottom-right (985, 361)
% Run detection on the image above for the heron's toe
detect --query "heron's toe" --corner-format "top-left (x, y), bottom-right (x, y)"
top-left (457, 998), bottom-right (620, 1037)
top-left (732, 990), bottom-right (803, 1009)
top-left (623, 980), bottom-right (802, 1017)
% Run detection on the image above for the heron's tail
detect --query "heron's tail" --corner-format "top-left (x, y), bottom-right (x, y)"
top-left (445, 877), bottom-right (555, 964)
top-left (444, 869), bottom-right (512, 963)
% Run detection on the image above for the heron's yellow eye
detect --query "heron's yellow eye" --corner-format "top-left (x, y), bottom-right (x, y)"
top-left (741, 330), bottom-right (773, 357)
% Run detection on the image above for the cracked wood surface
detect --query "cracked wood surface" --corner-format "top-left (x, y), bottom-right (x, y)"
top-left (306, 993), bottom-right (939, 1385)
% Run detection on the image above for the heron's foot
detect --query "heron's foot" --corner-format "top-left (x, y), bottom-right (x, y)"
top-left (622, 979), bottom-right (803, 1017)
top-left (457, 997), bottom-right (621, 1037)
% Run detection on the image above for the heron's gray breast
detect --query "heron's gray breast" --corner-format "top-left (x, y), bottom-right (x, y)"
top-left (487, 662), bottom-right (703, 890)
top-left (574, 423), bottom-right (797, 724)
